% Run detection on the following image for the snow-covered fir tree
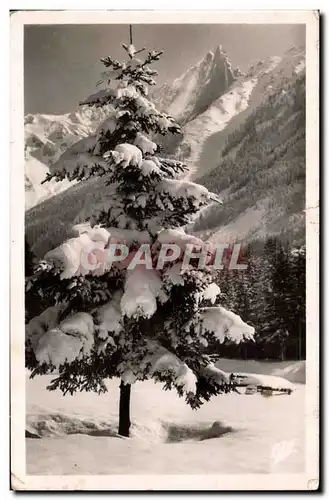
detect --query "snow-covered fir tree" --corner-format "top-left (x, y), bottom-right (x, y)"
top-left (26, 37), bottom-right (254, 436)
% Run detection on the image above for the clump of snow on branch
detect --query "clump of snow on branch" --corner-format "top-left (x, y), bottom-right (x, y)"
top-left (199, 306), bottom-right (255, 343)
top-left (110, 143), bottom-right (143, 168)
top-left (51, 153), bottom-right (109, 181)
top-left (199, 283), bottom-right (221, 304)
top-left (121, 268), bottom-right (168, 319)
top-left (96, 291), bottom-right (123, 352)
top-left (35, 328), bottom-right (82, 367)
top-left (72, 224), bottom-right (110, 244)
top-left (147, 341), bottom-right (197, 394)
top-left (157, 228), bottom-right (204, 250)
top-left (156, 179), bottom-right (222, 205)
top-left (134, 132), bottom-right (157, 154)
top-left (34, 312), bottom-right (94, 367)
top-left (44, 227), bottom-right (110, 279)
top-left (95, 116), bottom-right (118, 140)
top-left (117, 85), bottom-right (139, 99)
top-left (135, 95), bottom-right (156, 117)
top-left (140, 159), bottom-right (162, 177)
top-left (163, 263), bottom-right (185, 286)
top-left (73, 223), bottom-right (152, 248)
top-left (201, 362), bottom-right (229, 384)
top-left (26, 304), bottom-right (68, 350)
top-left (47, 135), bottom-right (112, 181)
top-left (60, 312), bottom-right (94, 340)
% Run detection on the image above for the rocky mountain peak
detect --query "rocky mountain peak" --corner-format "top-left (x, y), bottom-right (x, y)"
top-left (152, 45), bottom-right (236, 124)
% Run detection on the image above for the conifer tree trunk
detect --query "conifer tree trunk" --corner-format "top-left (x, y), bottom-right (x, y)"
top-left (118, 380), bottom-right (131, 437)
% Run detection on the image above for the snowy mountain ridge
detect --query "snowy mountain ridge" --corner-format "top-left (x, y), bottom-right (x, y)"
top-left (171, 48), bottom-right (305, 179)
top-left (152, 46), bottom-right (241, 124)
top-left (24, 44), bottom-right (244, 209)
top-left (24, 45), bottom-right (305, 221)
top-left (25, 107), bottom-right (110, 209)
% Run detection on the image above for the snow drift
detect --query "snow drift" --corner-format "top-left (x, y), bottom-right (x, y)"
top-left (272, 360), bottom-right (306, 384)
top-left (215, 359), bottom-right (306, 384)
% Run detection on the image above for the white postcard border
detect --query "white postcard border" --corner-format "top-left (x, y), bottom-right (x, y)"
top-left (10, 9), bottom-right (319, 491)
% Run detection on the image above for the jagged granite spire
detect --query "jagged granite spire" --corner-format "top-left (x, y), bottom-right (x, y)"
top-left (153, 46), bottom-right (237, 124)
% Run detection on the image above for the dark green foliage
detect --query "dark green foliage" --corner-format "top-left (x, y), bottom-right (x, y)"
top-left (214, 237), bottom-right (306, 360)
top-left (25, 238), bottom-right (43, 322)
top-left (25, 238), bottom-right (36, 277)
top-left (31, 347), bottom-right (122, 395)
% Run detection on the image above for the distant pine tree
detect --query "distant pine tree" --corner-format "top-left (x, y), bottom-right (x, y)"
top-left (211, 238), bottom-right (306, 361)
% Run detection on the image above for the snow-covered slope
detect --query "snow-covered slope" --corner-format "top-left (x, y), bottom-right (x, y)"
top-left (24, 107), bottom-right (109, 210)
top-left (180, 77), bottom-right (258, 179)
top-left (25, 154), bottom-right (73, 210)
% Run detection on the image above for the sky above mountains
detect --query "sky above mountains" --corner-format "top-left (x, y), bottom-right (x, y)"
top-left (24, 23), bottom-right (305, 115)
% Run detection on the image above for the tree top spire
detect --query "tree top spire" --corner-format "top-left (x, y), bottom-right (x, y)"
top-left (122, 24), bottom-right (146, 59)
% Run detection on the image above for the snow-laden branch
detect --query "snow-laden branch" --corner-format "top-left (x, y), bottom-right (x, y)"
top-left (155, 179), bottom-right (223, 206)
top-left (95, 290), bottom-right (123, 353)
top-left (43, 227), bottom-right (110, 280)
top-left (80, 88), bottom-right (116, 107)
top-left (26, 304), bottom-right (68, 350)
top-left (145, 340), bottom-right (197, 395)
top-left (198, 306), bottom-right (255, 343)
top-left (157, 228), bottom-right (204, 249)
top-left (134, 132), bottom-right (157, 155)
top-left (121, 268), bottom-right (168, 319)
top-left (198, 283), bottom-right (221, 304)
top-left (33, 312), bottom-right (95, 367)
top-left (43, 153), bottom-right (110, 184)
top-left (200, 362), bottom-right (229, 385)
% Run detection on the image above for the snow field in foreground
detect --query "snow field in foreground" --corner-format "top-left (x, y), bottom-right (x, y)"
top-left (26, 360), bottom-right (305, 475)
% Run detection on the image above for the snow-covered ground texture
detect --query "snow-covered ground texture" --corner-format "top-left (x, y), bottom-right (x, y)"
top-left (26, 359), bottom-right (305, 475)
